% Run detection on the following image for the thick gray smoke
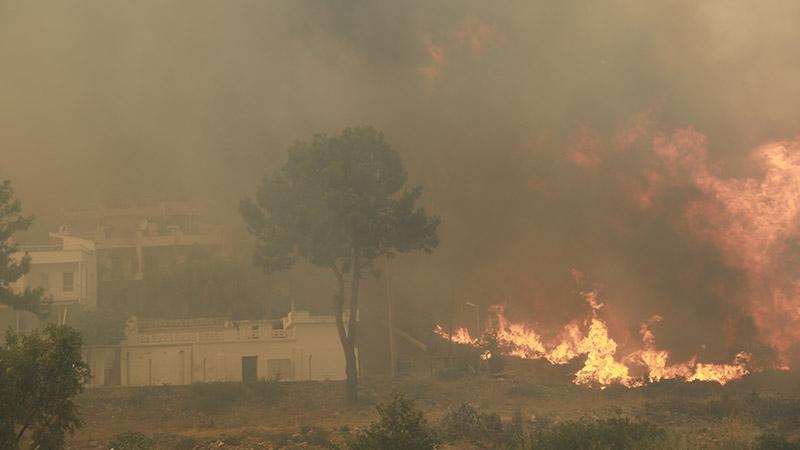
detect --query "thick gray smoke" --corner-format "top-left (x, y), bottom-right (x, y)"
top-left (2, 1), bottom-right (800, 364)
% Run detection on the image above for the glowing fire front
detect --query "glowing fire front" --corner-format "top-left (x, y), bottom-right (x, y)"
top-left (435, 291), bottom-right (751, 388)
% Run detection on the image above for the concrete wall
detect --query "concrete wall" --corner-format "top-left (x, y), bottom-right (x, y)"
top-left (294, 323), bottom-right (348, 381)
top-left (86, 346), bottom-right (119, 386)
top-left (13, 234), bottom-right (97, 309)
top-left (118, 334), bottom-right (346, 386)
top-left (25, 261), bottom-right (84, 303)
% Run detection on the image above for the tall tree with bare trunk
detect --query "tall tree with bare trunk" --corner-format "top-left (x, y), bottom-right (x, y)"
top-left (241, 127), bottom-right (439, 403)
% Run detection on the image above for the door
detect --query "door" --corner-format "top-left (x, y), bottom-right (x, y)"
top-left (241, 356), bottom-right (258, 383)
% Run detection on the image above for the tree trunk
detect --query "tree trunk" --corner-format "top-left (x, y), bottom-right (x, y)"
top-left (346, 254), bottom-right (361, 403)
top-left (332, 266), bottom-right (359, 404)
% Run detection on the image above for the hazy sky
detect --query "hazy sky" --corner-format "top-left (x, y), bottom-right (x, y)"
top-left (3, 1), bottom-right (800, 363)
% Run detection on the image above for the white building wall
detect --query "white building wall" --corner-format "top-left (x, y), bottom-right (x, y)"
top-left (294, 323), bottom-right (347, 381)
top-left (116, 312), bottom-right (348, 387)
top-left (12, 234), bottom-right (97, 309)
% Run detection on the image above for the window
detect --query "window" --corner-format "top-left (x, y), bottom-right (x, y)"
top-left (267, 359), bottom-right (293, 381)
top-left (110, 255), bottom-right (123, 280)
top-left (39, 272), bottom-right (49, 290)
top-left (63, 272), bottom-right (74, 292)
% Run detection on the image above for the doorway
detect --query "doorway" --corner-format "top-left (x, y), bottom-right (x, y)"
top-left (241, 356), bottom-right (258, 383)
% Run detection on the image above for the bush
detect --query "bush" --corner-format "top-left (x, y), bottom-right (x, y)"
top-left (222, 434), bottom-right (242, 445)
top-left (108, 431), bottom-right (155, 450)
top-left (754, 432), bottom-right (800, 450)
top-left (174, 436), bottom-right (197, 450)
top-left (347, 392), bottom-right (440, 450)
top-left (504, 409), bottom-right (529, 449)
top-left (439, 403), bottom-right (503, 446)
top-left (271, 431), bottom-right (292, 448)
top-left (303, 426), bottom-right (332, 446)
top-left (0, 325), bottom-right (90, 448)
top-left (68, 307), bottom-right (128, 345)
top-left (482, 332), bottom-right (506, 373)
top-left (532, 417), bottom-right (666, 450)
top-left (189, 380), bottom-right (281, 413)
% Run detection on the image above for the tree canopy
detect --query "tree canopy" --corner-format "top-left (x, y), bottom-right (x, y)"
top-left (0, 325), bottom-right (90, 449)
top-left (138, 248), bottom-right (272, 320)
top-left (241, 126), bottom-right (440, 403)
top-left (0, 180), bottom-right (46, 314)
top-left (240, 127), bottom-right (439, 274)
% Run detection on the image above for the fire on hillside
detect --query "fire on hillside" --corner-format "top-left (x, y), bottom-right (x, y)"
top-left (435, 289), bottom-right (753, 388)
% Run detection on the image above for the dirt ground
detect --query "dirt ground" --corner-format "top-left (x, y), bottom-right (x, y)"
top-left (67, 359), bottom-right (800, 449)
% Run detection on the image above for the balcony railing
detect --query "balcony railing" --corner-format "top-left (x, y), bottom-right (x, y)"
top-left (133, 327), bottom-right (293, 344)
top-left (17, 244), bottom-right (63, 252)
top-left (138, 317), bottom-right (226, 330)
top-left (272, 329), bottom-right (288, 339)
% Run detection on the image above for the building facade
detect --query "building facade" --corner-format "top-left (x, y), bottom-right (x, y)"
top-left (56, 200), bottom-right (229, 310)
top-left (13, 233), bottom-right (98, 310)
top-left (105, 310), bottom-right (349, 386)
top-left (59, 200), bottom-right (229, 282)
top-left (2, 234), bottom-right (99, 334)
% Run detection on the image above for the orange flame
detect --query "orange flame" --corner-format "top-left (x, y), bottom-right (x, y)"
top-left (434, 324), bottom-right (479, 346)
top-left (435, 290), bottom-right (751, 388)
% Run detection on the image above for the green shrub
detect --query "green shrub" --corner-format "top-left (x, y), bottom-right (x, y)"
top-left (108, 431), bottom-right (155, 450)
top-left (174, 436), bottom-right (197, 450)
top-left (271, 431), bottom-right (292, 448)
top-left (222, 434), bottom-right (242, 445)
top-left (754, 432), bottom-right (800, 450)
top-left (69, 307), bottom-right (128, 345)
top-left (439, 403), bottom-right (503, 446)
top-left (532, 417), bottom-right (666, 450)
top-left (504, 409), bottom-right (529, 449)
top-left (304, 426), bottom-right (332, 446)
top-left (347, 392), bottom-right (440, 450)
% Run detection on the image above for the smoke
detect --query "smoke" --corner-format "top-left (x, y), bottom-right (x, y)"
top-left (2, 1), bottom-right (800, 365)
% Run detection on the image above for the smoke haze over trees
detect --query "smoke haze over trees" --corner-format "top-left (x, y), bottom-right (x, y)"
top-left (3, 1), bottom-right (800, 365)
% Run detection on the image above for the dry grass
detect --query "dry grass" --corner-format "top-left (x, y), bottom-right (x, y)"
top-left (66, 359), bottom-right (800, 449)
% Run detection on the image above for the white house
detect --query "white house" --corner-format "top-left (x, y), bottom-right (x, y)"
top-left (1, 234), bottom-right (98, 333)
top-left (15, 233), bottom-right (98, 309)
top-left (109, 310), bottom-right (351, 386)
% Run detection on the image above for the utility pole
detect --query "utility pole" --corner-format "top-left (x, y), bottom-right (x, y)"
top-left (466, 301), bottom-right (481, 338)
top-left (386, 263), bottom-right (397, 377)
top-left (448, 282), bottom-right (454, 362)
